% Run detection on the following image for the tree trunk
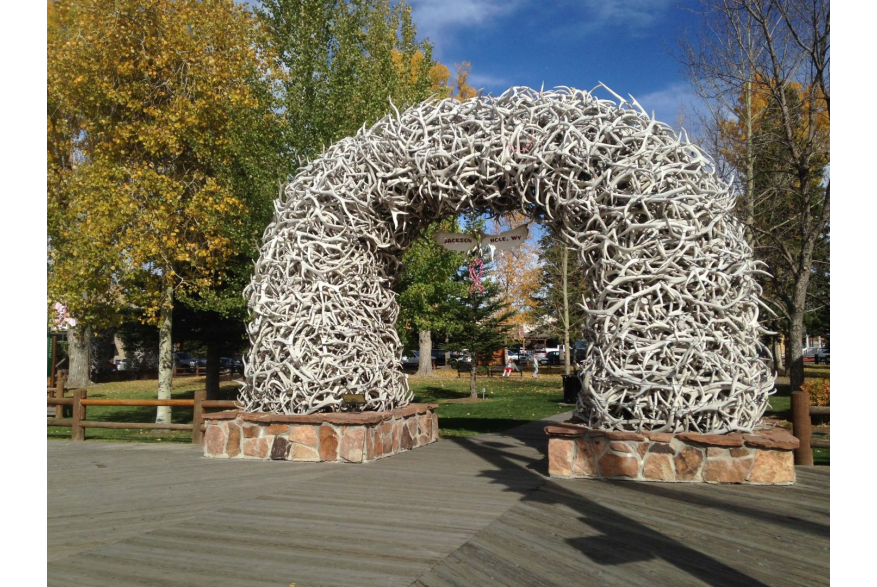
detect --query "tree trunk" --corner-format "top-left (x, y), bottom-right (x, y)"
top-left (562, 240), bottom-right (571, 376)
top-left (66, 325), bottom-right (93, 388)
top-left (156, 281), bottom-right (174, 425)
top-left (206, 341), bottom-right (221, 401)
top-left (771, 335), bottom-right (784, 376)
top-left (786, 282), bottom-right (810, 391)
top-left (469, 361), bottom-right (477, 399)
top-left (416, 330), bottom-right (433, 376)
top-left (744, 76), bottom-right (755, 247)
top-left (787, 245), bottom-right (815, 390)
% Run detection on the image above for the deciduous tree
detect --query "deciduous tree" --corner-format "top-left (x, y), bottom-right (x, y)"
top-left (394, 52), bottom-right (476, 101)
top-left (395, 219), bottom-right (467, 376)
top-left (452, 61), bottom-right (477, 101)
top-left (47, 0), bottom-right (284, 422)
top-left (485, 214), bottom-right (541, 331)
top-left (531, 226), bottom-right (589, 375)
top-left (681, 0), bottom-right (829, 390)
top-left (257, 0), bottom-right (436, 166)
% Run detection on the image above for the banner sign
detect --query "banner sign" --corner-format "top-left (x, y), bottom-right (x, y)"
top-left (485, 224), bottom-right (529, 251)
top-left (434, 224), bottom-right (530, 254)
top-left (434, 232), bottom-right (478, 252)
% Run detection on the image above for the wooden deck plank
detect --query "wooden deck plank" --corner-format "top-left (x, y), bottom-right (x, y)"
top-left (48, 423), bottom-right (551, 586)
top-left (415, 465), bottom-right (829, 587)
top-left (48, 414), bottom-right (829, 587)
top-left (48, 441), bottom-right (338, 561)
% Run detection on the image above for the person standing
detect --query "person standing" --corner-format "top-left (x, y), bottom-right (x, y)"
top-left (532, 356), bottom-right (539, 379)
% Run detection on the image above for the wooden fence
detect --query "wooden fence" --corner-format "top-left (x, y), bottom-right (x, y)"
top-left (174, 365), bottom-right (204, 377)
top-left (47, 389), bottom-right (236, 444)
top-left (174, 365), bottom-right (243, 378)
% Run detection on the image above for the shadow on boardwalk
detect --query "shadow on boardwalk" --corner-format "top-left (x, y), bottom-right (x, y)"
top-left (422, 421), bottom-right (828, 586)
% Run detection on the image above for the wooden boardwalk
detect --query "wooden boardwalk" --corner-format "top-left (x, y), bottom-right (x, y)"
top-left (48, 414), bottom-right (829, 586)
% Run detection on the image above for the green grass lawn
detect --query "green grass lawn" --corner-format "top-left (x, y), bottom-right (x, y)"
top-left (48, 366), bottom-right (830, 466)
top-left (810, 448), bottom-right (830, 466)
top-left (47, 373), bottom-right (574, 443)
top-left (411, 374), bottom-right (573, 437)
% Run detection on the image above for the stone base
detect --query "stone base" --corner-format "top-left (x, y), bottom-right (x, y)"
top-left (545, 422), bottom-right (798, 485)
top-left (203, 404), bottom-right (439, 463)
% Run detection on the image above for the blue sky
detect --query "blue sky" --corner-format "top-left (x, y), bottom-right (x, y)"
top-left (408, 0), bottom-right (702, 131)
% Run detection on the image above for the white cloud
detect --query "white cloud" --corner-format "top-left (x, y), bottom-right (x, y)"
top-left (409, 0), bottom-right (523, 53)
top-left (410, 0), bottom-right (673, 39)
top-left (578, 0), bottom-right (673, 30)
top-left (546, 0), bottom-right (675, 39)
top-left (466, 72), bottom-right (509, 89)
top-left (627, 83), bottom-right (698, 130)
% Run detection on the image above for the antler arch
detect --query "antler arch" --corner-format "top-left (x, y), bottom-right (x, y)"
top-left (240, 86), bottom-right (774, 434)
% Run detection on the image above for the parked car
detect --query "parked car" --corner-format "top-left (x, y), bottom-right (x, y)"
top-left (546, 350), bottom-right (561, 366)
top-left (431, 349), bottom-right (448, 367)
top-left (516, 352), bottom-right (534, 365)
top-left (450, 351), bottom-right (471, 364)
top-left (401, 350), bottom-right (447, 368)
top-left (401, 351), bottom-right (420, 369)
top-left (219, 357), bottom-right (243, 373)
top-left (173, 352), bottom-right (197, 370)
top-left (506, 350), bottom-right (520, 362)
top-left (115, 358), bottom-right (130, 372)
top-left (815, 348), bottom-right (830, 365)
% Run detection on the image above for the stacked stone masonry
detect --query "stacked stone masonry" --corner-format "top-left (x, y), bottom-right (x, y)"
top-left (545, 422), bottom-right (799, 485)
top-left (203, 404), bottom-right (439, 463)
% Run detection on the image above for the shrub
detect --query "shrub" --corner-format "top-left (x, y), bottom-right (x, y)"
top-left (801, 378), bottom-right (830, 406)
